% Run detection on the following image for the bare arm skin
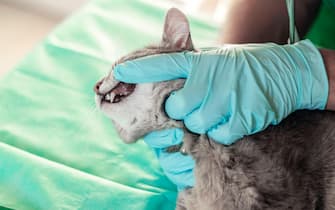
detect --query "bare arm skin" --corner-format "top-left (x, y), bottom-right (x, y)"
top-left (321, 49), bottom-right (335, 110)
top-left (218, 0), bottom-right (335, 111)
top-left (218, 0), bottom-right (321, 44)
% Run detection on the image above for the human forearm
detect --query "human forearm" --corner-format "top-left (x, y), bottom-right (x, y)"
top-left (320, 49), bottom-right (335, 110)
top-left (219, 0), bottom-right (321, 44)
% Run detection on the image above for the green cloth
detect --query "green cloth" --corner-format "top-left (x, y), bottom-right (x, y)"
top-left (0, 1), bottom-right (217, 209)
top-left (0, 0), bottom-right (333, 209)
top-left (325, 0), bottom-right (335, 11)
top-left (306, 1), bottom-right (335, 49)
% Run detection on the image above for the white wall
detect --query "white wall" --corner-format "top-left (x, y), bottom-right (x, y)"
top-left (1, 0), bottom-right (87, 20)
top-left (0, 0), bottom-right (87, 76)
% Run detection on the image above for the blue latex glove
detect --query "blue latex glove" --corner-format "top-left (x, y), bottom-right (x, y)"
top-left (143, 128), bottom-right (195, 191)
top-left (115, 40), bottom-right (328, 145)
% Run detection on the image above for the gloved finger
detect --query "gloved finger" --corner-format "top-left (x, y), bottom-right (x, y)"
top-left (164, 64), bottom-right (210, 120)
top-left (183, 87), bottom-right (231, 133)
top-left (157, 150), bottom-right (195, 174)
top-left (143, 128), bottom-right (184, 148)
top-left (165, 89), bottom-right (202, 120)
top-left (208, 106), bottom-right (277, 145)
top-left (207, 115), bottom-right (247, 145)
top-left (166, 169), bottom-right (195, 191)
top-left (113, 52), bottom-right (192, 83)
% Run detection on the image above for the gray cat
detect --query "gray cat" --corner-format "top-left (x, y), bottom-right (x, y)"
top-left (94, 8), bottom-right (335, 210)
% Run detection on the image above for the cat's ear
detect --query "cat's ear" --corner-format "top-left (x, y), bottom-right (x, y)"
top-left (162, 8), bottom-right (194, 50)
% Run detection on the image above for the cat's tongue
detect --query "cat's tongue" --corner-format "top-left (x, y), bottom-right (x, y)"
top-left (107, 82), bottom-right (136, 103)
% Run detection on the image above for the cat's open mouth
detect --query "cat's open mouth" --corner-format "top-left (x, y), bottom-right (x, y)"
top-left (102, 82), bottom-right (136, 103)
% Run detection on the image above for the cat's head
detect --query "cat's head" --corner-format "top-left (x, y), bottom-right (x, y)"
top-left (94, 8), bottom-right (194, 143)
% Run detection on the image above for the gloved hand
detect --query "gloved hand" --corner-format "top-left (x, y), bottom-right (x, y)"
top-left (143, 128), bottom-right (195, 190)
top-left (115, 39), bottom-right (328, 145)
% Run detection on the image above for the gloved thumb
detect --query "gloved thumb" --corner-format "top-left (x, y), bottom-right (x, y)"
top-left (114, 52), bottom-right (191, 83)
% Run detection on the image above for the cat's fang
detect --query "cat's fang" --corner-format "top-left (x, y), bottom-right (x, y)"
top-left (102, 92), bottom-right (115, 103)
top-left (108, 92), bottom-right (116, 102)
top-left (105, 94), bottom-right (111, 101)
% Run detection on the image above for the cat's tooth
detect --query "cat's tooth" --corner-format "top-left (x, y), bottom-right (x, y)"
top-left (109, 92), bottom-right (116, 102)
top-left (105, 94), bottom-right (111, 101)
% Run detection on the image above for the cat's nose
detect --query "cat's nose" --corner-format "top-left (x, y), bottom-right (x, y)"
top-left (94, 80), bottom-right (103, 95)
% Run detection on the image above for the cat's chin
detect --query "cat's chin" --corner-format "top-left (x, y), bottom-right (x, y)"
top-left (114, 122), bottom-right (139, 144)
top-left (119, 133), bottom-right (138, 144)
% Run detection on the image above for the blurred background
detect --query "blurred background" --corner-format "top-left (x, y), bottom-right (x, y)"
top-left (0, 0), bottom-right (225, 78)
top-left (0, 0), bottom-right (88, 77)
